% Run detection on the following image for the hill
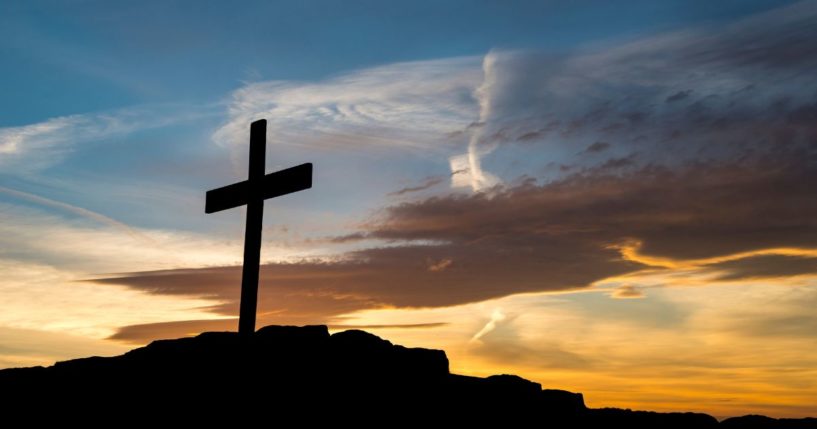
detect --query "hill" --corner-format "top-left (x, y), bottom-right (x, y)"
top-left (1, 325), bottom-right (814, 426)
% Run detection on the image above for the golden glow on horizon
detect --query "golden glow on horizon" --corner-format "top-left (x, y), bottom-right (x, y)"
top-left (329, 274), bottom-right (817, 419)
top-left (0, 259), bottom-right (234, 339)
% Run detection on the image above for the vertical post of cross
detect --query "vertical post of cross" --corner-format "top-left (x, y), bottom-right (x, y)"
top-left (238, 119), bottom-right (267, 335)
top-left (206, 119), bottom-right (312, 335)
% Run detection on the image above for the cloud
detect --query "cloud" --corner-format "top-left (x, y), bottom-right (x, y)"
top-left (375, 158), bottom-right (817, 260)
top-left (0, 115), bottom-right (77, 157)
top-left (97, 224), bottom-right (637, 324)
top-left (610, 285), bottom-right (645, 299)
top-left (581, 141), bottom-right (611, 154)
top-left (210, 2), bottom-right (817, 194)
top-left (681, 279), bottom-right (817, 342)
top-left (449, 52), bottom-right (502, 191)
top-left (0, 198), bottom-right (325, 276)
top-left (99, 149), bottom-right (817, 341)
top-left (107, 319), bottom-right (236, 343)
top-left (0, 185), bottom-right (150, 243)
top-left (109, 319), bottom-right (447, 343)
top-left (326, 232), bottom-right (370, 244)
top-left (705, 254), bottom-right (817, 281)
top-left (665, 90), bottom-right (693, 103)
top-left (726, 313), bottom-right (817, 340)
top-left (328, 322), bottom-right (447, 330)
top-left (0, 258), bottom-right (228, 340)
top-left (213, 56), bottom-right (482, 162)
top-left (469, 334), bottom-right (593, 370)
top-left (465, 306), bottom-right (593, 369)
top-left (388, 176), bottom-right (446, 196)
top-left (0, 104), bottom-right (215, 174)
top-left (427, 258), bottom-right (453, 272)
top-left (470, 308), bottom-right (506, 342)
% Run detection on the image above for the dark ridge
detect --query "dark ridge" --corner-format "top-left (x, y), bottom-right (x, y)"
top-left (721, 415), bottom-right (817, 429)
top-left (0, 325), bottom-right (814, 426)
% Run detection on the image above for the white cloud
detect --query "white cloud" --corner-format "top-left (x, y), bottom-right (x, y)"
top-left (0, 115), bottom-right (89, 171)
top-left (214, 56), bottom-right (484, 174)
top-left (451, 51), bottom-right (502, 192)
top-left (0, 104), bottom-right (218, 174)
top-left (0, 185), bottom-right (147, 242)
top-left (470, 308), bottom-right (507, 342)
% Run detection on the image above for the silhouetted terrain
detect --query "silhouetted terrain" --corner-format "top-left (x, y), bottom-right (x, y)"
top-left (1, 325), bottom-right (814, 426)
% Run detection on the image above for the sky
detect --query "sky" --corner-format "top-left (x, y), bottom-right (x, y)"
top-left (1, 0), bottom-right (817, 418)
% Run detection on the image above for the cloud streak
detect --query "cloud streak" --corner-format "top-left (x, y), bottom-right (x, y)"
top-left (470, 308), bottom-right (506, 342)
top-left (388, 176), bottom-right (446, 197)
top-left (0, 104), bottom-right (217, 174)
top-left (0, 185), bottom-right (150, 243)
top-left (450, 52), bottom-right (502, 191)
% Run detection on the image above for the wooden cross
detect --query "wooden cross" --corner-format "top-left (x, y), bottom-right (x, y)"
top-left (205, 119), bottom-right (312, 335)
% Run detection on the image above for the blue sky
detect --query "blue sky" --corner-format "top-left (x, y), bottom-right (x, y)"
top-left (0, 0), bottom-right (795, 229)
top-left (2, 0), bottom-right (817, 418)
top-left (1, 0), bottom-right (791, 124)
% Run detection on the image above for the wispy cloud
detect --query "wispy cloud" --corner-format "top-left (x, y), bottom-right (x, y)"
top-left (0, 104), bottom-right (218, 174)
top-left (0, 201), bottom-right (321, 274)
top-left (214, 56), bottom-right (482, 161)
top-left (610, 285), bottom-right (645, 299)
top-left (470, 308), bottom-right (506, 342)
top-left (388, 176), bottom-right (446, 197)
top-left (450, 51), bottom-right (502, 192)
top-left (0, 185), bottom-right (150, 243)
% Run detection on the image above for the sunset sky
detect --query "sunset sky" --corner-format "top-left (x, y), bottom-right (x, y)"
top-left (2, 0), bottom-right (817, 418)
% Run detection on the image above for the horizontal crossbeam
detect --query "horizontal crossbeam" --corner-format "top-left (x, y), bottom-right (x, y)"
top-left (205, 163), bottom-right (313, 214)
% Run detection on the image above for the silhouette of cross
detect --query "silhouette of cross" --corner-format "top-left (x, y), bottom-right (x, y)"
top-left (205, 119), bottom-right (312, 335)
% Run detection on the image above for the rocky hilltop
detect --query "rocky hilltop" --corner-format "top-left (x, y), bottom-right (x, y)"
top-left (0, 325), bottom-right (814, 427)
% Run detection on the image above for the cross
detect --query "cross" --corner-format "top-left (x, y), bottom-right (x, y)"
top-left (205, 119), bottom-right (312, 335)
